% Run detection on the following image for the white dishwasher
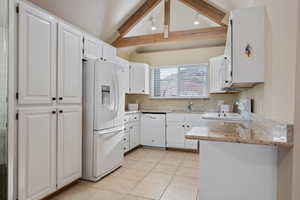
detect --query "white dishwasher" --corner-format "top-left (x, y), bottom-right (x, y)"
top-left (141, 114), bottom-right (166, 147)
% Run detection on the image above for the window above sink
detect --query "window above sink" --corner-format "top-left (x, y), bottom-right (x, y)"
top-left (150, 64), bottom-right (209, 99)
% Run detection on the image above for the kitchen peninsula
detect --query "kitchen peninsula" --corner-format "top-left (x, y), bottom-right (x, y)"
top-left (186, 119), bottom-right (293, 200)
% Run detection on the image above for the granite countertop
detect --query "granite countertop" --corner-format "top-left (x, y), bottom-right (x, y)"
top-left (185, 121), bottom-right (293, 147)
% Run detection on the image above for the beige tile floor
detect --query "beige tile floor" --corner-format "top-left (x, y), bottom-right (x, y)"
top-left (46, 148), bottom-right (199, 200)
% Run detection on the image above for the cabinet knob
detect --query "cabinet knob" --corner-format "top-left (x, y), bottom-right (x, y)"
top-left (187, 125), bottom-right (190, 128)
top-left (182, 125), bottom-right (185, 128)
top-left (59, 110), bottom-right (63, 113)
top-left (59, 97), bottom-right (63, 100)
top-left (52, 111), bottom-right (56, 114)
top-left (52, 97), bottom-right (56, 101)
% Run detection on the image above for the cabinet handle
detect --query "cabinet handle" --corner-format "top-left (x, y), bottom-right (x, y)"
top-left (52, 97), bottom-right (56, 101)
top-left (52, 111), bottom-right (56, 114)
top-left (59, 110), bottom-right (63, 113)
top-left (59, 97), bottom-right (63, 100)
top-left (187, 125), bottom-right (190, 128)
top-left (182, 125), bottom-right (185, 128)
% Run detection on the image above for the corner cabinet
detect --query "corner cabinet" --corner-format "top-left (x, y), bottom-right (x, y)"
top-left (129, 62), bottom-right (149, 94)
top-left (224, 6), bottom-right (265, 88)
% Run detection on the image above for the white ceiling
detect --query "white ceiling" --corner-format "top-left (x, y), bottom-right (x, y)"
top-left (28, 0), bottom-right (271, 53)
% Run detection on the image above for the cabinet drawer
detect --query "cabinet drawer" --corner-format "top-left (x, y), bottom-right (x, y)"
top-left (123, 141), bottom-right (129, 153)
top-left (124, 124), bottom-right (130, 132)
top-left (123, 132), bottom-right (129, 143)
top-left (129, 114), bottom-right (139, 122)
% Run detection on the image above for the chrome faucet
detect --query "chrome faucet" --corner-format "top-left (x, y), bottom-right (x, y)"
top-left (187, 101), bottom-right (193, 112)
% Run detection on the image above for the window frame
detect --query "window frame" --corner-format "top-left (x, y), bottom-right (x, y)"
top-left (150, 64), bottom-right (209, 99)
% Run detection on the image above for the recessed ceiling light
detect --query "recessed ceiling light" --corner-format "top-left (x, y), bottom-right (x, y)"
top-left (150, 16), bottom-right (157, 31)
top-left (194, 13), bottom-right (200, 25)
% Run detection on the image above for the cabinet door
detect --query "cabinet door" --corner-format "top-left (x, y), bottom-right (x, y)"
top-left (129, 124), bottom-right (135, 150)
top-left (129, 63), bottom-right (149, 94)
top-left (57, 107), bottom-right (82, 188)
top-left (209, 56), bottom-right (226, 93)
top-left (83, 34), bottom-right (102, 59)
top-left (57, 22), bottom-right (83, 104)
top-left (102, 42), bottom-right (116, 62)
top-left (18, 108), bottom-right (57, 200)
top-left (18, 2), bottom-right (57, 104)
top-left (133, 122), bottom-right (140, 148)
top-left (184, 124), bottom-right (198, 150)
top-left (166, 122), bottom-right (185, 148)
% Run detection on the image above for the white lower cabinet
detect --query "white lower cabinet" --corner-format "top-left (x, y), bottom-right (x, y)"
top-left (18, 107), bottom-right (82, 200)
top-left (18, 108), bottom-right (57, 200)
top-left (166, 114), bottom-right (200, 150)
top-left (57, 107), bottom-right (82, 188)
top-left (166, 122), bottom-right (185, 148)
top-left (123, 113), bottom-right (141, 152)
top-left (129, 122), bottom-right (140, 150)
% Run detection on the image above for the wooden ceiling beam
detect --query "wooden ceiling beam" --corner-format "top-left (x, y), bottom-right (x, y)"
top-left (164, 0), bottom-right (171, 38)
top-left (179, 0), bottom-right (226, 26)
top-left (112, 26), bottom-right (227, 48)
top-left (117, 0), bottom-right (162, 36)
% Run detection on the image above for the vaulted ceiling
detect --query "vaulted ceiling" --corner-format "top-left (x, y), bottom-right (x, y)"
top-left (28, 0), bottom-right (269, 53)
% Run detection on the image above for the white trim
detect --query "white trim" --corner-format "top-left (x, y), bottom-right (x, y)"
top-left (8, 0), bottom-right (17, 199)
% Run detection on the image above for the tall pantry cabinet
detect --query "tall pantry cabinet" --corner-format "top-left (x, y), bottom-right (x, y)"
top-left (17, 2), bottom-right (83, 200)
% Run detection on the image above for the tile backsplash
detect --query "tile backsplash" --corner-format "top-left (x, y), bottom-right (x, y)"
top-left (126, 94), bottom-right (239, 112)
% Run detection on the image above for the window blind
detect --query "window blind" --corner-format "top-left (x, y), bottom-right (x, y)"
top-left (151, 64), bottom-right (208, 98)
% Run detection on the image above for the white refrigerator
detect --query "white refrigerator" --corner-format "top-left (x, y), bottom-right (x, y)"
top-left (82, 59), bottom-right (125, 181)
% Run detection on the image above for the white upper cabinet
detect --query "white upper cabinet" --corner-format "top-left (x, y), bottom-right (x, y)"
top-left (57, 21), bottom-right (83, 104)
top-left (116, 57), bottom-right (130, 94)
top-left (209, 56), bottom-right (227, 93)
top-left (225, 6), bottom-right (265, 88)
top-left (102, 42), bottom-right (116, 63)
top-left (57, 107), bottom-right (82, 189)
top-left (83, 34), bottom-right (116, 62)
top-left (129, 62), bottom-right (149, 94)
top-left (18, 108), bottom-right (57, 200)
top-left (83, 34), bottom-right (102, 59)
top-left (18, 1), bottom-right (57, 104)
